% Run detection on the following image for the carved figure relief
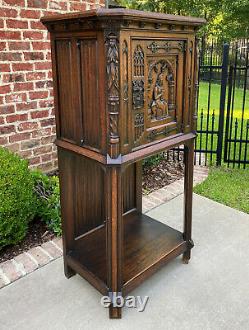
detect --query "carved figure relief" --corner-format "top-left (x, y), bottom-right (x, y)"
top-left (150, 72), bottom-right (168, 119)
top-left (148, 60), bottom-right (176, 121)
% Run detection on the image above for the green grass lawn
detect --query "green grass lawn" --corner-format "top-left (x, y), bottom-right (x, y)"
top-left (194, 167), bottom-right (249, 214)
top-left (198, 81), bottom-right (249, 119)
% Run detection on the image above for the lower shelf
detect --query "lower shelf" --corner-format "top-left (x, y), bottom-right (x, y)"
top-left (67, 211), bottom-right (189, 295)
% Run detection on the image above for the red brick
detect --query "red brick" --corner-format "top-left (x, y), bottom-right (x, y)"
top-left (16, 101), bottom-right (37, 111)
top-left (24, 52), bottom-right (44, 61)
top-left (41, 153), bottom-right (52, 162)
top-left (20, 9), bottom-right (41, 19)
top-left (31, 110), bottom-right (49, 119)
top-left (41, 118), bottom-right (55, 127)
top-left (7, 143), bottom-right (20, 152)
top-left (18, 121), bottom-right (39, 131)
top-left (35, 61), bottom-right (51, 70)
top-left (5, 92), bottom-right (27, 103)
top-left (0, 42), bottom-right (6, 51)
top-left (33, 145), bottom-right (52, 155)
top-left (47, 70), bottom-right (53, 79)
top-left (46, 51), bottom-right (51, 61)
top-left (9, 132), bottom-right (31, 143)
top-left (23, 31), bottom-right (44, 40)
top-left (14, 253), bottom-right (38, 274)
top-left (7, 19), bottom-right (29, 29)
top-left (35, 80), bottom-right (53, 89)
top-left (0, 105), bottom-right (15, 115)
top-left (0, 31), bottom-right (21, 40)
top-left (19, 150), bottom-right (33, 158)
top-left (12, 63), bottom-right (33, 71)
top-left (9, 41), bottom-right (31, 51)
top-left (41, 134), bottom-right (54, 144)
top-left (26, 71), bottom-right (46, 81)
top-left (0, 52), bottom-right (22, 61)
top-left (0, 117), bottom-right (5, 125)
top-left (52, 237), bottom-right (63, 251)
top-left (70, 3), bottom-right (86, 11)
top-left (21, 139), bottom-right (40, 149)
top-left (0, 125), bottom-right (15, 134)
top-left (49, 1), bottom-right (67, 10)
top-left (3, 0), bottom-right (25, 5)
top-left (6, 114), bottom-right (28, 123)
top-left (38, 99), bottom-right (53, 108)
top-left (27, 0), bottom-right (48, 9)
top-left (0, 260), bottom-right (22, 283)
top-left (0, 85), bottom-right (11, 94)
top-left (0, 137), bottom-right (8, 145)
top-left (32, 41), bottom-right (50, 50)
top-left (14, 82), bottom-right (34, 92)
top-left (28, 156), bottom-right (40, 165)
top-left (0, 8), bottom-right (18, 18)
top-left (29, 90), bottom-right (48, 100)
top-left (3, 73), bottom-right (25, 83)
top-left (30, 20), bottom-right (46, 30)
top-left (32, 127), bottom-right (51, 138)
top-left (41, 241), bottom-right (62, 259)
top-left (0, 64), bottom-right (11, 72)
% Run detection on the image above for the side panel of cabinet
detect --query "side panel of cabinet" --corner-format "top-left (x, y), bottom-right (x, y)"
top-left (54, 39), bottom-right (82, 145)
top-left (52, 33), bottom-right (106, 153)
top-left (58, 149), bottom-right (105, 240)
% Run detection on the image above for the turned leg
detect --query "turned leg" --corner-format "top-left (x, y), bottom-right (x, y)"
top-left (183, 140), bottom-right (195, 264)
top-left (106, 166), bottom-right (123, 319)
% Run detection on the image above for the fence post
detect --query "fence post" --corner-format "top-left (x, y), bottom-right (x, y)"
top-left (216, 43), bottom-right (229, 166)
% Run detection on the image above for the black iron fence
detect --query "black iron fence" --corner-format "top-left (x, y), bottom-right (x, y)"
top-left (183, 38), bottom-right (249, 168)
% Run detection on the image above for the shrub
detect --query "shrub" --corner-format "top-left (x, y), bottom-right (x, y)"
top-left (33, 171), bottom-right (61, 236)
top-left (143, 153), bottom-right (165, 168)
top-left (0, 147), bottom-right (37, 250)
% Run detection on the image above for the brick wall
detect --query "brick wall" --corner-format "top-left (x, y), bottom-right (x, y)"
top-left (0, 0), bottom-right (104, 172)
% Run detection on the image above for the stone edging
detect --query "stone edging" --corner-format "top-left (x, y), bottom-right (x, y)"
top-left (0, 166), bottom-right (208, 289)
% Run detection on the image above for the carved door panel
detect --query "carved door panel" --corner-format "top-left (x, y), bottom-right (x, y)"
top-left (131, 38), bottom-right (187, 148)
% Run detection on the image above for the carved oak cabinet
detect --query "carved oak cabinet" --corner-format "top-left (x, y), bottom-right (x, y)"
top-left (42, 8), bottom-right (205, 319)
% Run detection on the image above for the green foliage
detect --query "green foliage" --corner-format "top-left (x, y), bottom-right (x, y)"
top-left (0, 147), bottom-right (37, 250)
top-left (143, 153), bottom-right (164, 168)
top-left (118, 0), bottom-right (249, 40)
top-left (194, 167), bottom-right (249, 214)
top-left (33, 171), bottom-right (62, 236)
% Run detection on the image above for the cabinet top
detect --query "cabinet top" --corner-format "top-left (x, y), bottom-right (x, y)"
top-left (41, 8), bottom-right (206, 27)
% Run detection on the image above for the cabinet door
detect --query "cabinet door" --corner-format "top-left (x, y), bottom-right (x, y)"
top-left (131, 37), bottom-right (188, 148)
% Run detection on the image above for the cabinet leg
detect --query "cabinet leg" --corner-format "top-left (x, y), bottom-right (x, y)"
top-left (109, 303), bottom-right (122, 319)
top-left (64, 262), bottom-right (76, 279)
top-left (183, 140), bottom-right (194, 264)
top-left (106, 167), bottom-right (123, 319)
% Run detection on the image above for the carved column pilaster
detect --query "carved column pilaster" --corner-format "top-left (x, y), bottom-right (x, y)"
top-left (105, 30), bottom-right (120, 159)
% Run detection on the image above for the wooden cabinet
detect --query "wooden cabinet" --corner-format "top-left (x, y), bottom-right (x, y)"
top-left (42, 8), bottom-right (205, 319)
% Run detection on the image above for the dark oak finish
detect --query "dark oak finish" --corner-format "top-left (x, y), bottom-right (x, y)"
top-left (42, 8), bottom-right (205, 319)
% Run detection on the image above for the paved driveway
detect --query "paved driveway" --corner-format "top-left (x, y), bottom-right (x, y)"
top-left (1, 194), bottom-right (249, 330)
